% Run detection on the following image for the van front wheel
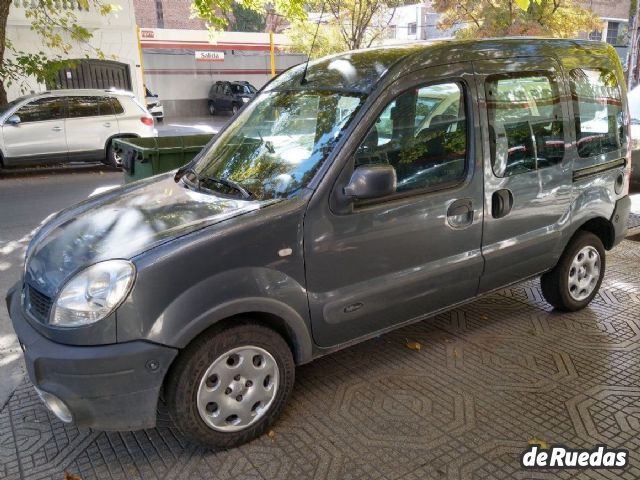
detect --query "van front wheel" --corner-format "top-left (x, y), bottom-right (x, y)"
top-left (166, 323), bottom-right (295, 448)
top-left (540, 231), bottom-right (605, 312)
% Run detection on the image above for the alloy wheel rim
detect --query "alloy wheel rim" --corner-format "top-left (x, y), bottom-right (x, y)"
top-left (568, 246), bottom-right (600, 301)
top-left (196, 345), bottom-right (279, 432)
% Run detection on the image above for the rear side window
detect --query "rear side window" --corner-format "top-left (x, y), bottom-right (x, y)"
top-left (15, 97), bottom-right (66, 123)
top-left (110, 98), bottom-right (124, 114)
top-left (68, 97), bottom-right (99, 117)
top-left (486, 73), bottom-right (565, 177)
top-left (569, 68), bottom-right (625, 157)
top-left (355, 82), bottom-right (467, 194)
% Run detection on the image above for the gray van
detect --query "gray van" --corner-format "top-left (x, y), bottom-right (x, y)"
top-left (6, 39), bottom-right (631, 448)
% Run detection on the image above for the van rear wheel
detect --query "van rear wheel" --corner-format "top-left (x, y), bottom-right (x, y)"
top-left (540, 231), bottom-right (605, 312)
top-left (166, 323), bottom-right (295, 448)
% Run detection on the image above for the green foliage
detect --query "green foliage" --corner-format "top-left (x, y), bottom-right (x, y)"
top-left (0, 1), bottom-right (118, 103)
top-left (192, 0), bottom-right (306, 31)
top-left (284, 0), bottom-right (405, 57)
top-left (192, 0), bottom-right (405, 55)
top-left (227, 3), bottom-right (266, 32)
top-left (284, 18), bottom-right (346, 58)
top-left (431, 0), bottom-right (602, 38)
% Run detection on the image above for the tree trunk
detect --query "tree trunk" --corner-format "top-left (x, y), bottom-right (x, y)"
top-left (0, 0), bottom-right (11, 106)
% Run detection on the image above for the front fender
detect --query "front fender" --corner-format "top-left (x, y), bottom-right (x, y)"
top-left (119, 267), bottom-right (313, 364)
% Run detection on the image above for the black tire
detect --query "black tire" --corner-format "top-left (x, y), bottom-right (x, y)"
top-left (540, 231), bottom-right (605, 312)
top-left (166, 322), bottom-right (295, 449)
top-left (208, 102), bottom-right (216, 115)
top-left (104, 142), bottom-right (121, 169)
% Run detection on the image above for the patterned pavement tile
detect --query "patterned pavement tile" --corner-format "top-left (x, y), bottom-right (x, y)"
top-left (1, 240), bottom-right (640, 479)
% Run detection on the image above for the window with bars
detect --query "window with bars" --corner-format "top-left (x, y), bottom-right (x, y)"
top-left (606, 22), bottom-right (619, 45)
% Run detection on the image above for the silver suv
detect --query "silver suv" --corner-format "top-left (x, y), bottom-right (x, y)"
top-left (0, 89), bottom-right (156, 168)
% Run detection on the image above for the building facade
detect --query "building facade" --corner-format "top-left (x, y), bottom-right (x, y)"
top-left (133, 0), bottom-right (206, 29)
top-left (6, 0), bottom-right (144, 102)
top-left (141, 29), bottom-right (306, 116)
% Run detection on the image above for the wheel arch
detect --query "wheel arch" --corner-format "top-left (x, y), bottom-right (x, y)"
top-left (168, 297), bottom-right (314, 366)
top-left (104, 133), bottom-right (140, 154)
top-left (575, 216), bottom-right (615, 250)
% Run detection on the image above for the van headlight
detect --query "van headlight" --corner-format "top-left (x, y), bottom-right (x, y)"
top-left (50, 260), bottom-right (135, 327)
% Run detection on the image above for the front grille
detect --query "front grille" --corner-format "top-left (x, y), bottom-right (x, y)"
top-left (25, 284), bottom-right (53, 323)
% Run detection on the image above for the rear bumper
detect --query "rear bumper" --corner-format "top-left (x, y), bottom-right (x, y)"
top-left (6, 283), bottom-right (177, 431)
top-left (611, 195), bottom-right (631, 247)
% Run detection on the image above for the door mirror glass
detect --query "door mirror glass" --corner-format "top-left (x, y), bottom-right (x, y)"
top-left (6, 114), bottom-right (21, 125)
top-left (344, 164), bottom-right (397, 200)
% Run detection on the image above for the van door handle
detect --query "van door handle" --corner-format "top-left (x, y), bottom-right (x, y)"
top-left (447, 198), bottom-right (474, 228)
top-left (52, 126), bottom-right (62, 132)
top-left (103, 122), bottom-right (111, 127)
top-left (491, 189), bottom-right (514, 219)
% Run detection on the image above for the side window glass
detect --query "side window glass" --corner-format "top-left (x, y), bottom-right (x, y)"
top-left (96, 97), bottom-right (115, 116)
top-left (68, 96), bottom-right (100, 118)
top-left (355, 82), bottom-right (467, 193)
top-left (16, 97), bottom-right (66, 123)
top-left (569, 68), bottom-right (625, 157)
top-left (486, 73), bottom-right (565, 177)
top-left (110, 98), bottom-right (124, 114)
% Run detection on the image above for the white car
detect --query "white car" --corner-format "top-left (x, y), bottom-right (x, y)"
top-left (145, 87), bottom-right (164, 122)
top-left (0, 89), bottom-right (156, 168)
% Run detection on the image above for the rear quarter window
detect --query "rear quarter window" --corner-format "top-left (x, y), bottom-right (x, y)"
top-left (569, 68), bottom-right (626, 158)
top-left (485, 72), bottom-right (565, 177)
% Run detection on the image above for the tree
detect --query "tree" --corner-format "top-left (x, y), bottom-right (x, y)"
top-left (0, 0), bottom-right (116, 106)
top-left (193, 0), bottom-right (403, 57)
top-left (431, 0), bottom-right (602, 38)
top-left (192, 0), bottom-right (306, 31)
top-left (225, 3), bottom-right (266, 32)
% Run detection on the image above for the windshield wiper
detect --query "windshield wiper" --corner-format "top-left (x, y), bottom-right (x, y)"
top-left (201, 175), bottom-right (254, 199)
top-left (180, 168), bottom-right (253, 199)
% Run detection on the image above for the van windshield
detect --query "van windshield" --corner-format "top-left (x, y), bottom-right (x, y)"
top-left (189, 90), bottom-right (364, 200)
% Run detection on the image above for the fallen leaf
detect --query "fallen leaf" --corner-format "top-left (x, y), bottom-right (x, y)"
top-left (406, 340), bottom-right (422, 351)
top-left (452, 348), bottom-right (459, 358)
top-left (480, 314), bottom-right (488, 320)
top-left (528, 437), bottom-right (549, 449)
top-left (64, 471), bottom-right (82, 480)
top-left (267, 430), bottom-right (276, 440)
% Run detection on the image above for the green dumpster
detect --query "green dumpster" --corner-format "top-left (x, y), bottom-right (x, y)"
top-left (113, 134), bottom-right (214, 183)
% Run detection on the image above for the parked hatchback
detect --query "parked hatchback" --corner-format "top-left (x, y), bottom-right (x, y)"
top-left (0, 89), bottom-right (156, 168)
top-left (7, 39), bottom-right (631, 449)
top-left (207, 81), bottom-right (256, 115)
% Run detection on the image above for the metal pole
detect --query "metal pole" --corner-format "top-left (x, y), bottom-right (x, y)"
top-left (137, 25), bottom-right (146, 100)
top-left (628, 1), bottom-right (640, 90)
top-left (270, 31), bottom-right (276, 77)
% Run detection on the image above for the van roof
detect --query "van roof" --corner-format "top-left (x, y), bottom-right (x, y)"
top-left (266, 38), bottom-right (619, 94)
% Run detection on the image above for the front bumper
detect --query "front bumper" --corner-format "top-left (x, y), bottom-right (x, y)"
top-left (6, 283), bottom-right (177, 431)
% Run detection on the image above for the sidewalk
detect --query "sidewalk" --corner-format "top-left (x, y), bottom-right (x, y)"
top-left (1, 238), bottom-right (640, 479)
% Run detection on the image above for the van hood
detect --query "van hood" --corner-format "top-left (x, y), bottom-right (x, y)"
top-left (24, 174), bottom-right (266, 297)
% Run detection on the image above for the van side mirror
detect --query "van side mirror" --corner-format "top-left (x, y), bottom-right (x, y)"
top-left (6, 114), bottom-right (21, 125)
top-left (344, 164), bottom-right (397, 200)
